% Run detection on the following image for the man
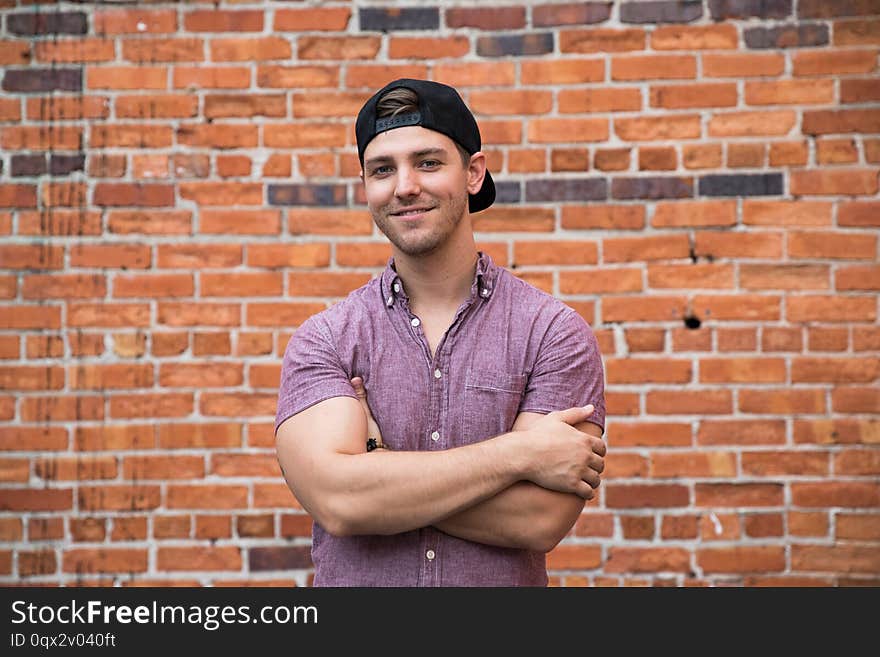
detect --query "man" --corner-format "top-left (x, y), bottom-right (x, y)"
top-left (274, 78), bottom-right (606, 586)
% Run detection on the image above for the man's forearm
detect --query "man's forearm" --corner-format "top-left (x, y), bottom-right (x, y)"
top-left (432, 481), bottom-right (584, 552)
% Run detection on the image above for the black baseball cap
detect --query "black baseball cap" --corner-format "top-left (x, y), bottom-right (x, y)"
top-left (355, 78), bottom-right (496, 214)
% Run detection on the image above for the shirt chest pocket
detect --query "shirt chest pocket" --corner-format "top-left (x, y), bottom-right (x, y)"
top-left (460, 369), bottom-right (527, 444)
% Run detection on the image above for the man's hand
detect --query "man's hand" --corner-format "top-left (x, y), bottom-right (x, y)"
top-left (351, 377), bottom-right (384, 450)
top-left (517, 406), bottom-right (606, 500)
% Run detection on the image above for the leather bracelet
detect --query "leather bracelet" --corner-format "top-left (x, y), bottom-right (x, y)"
top-left (366, 437), bottom-right (389, 452)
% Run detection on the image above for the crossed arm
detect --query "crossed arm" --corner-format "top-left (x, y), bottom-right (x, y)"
top-left (275, 381), bottom-right (605, 553)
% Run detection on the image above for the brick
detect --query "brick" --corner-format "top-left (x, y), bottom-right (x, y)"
top-left (158, 546), bottom-right (241, 571)
top-left (611, 422), bottom-right (692, 447)
top-left (744, 23), bottom-right (829, 48)
top-left (692, 294), bottom-right (782, 320)
top-left (514, 241), bottom-right (598, 266)
top-left (612, 176), bottom-right (693, 200)
top-left (173, 67), bottom-right (251, 90)
top-left (35, 38), bottom-right (115, 64)
top-left (696, 482), bottom-right (784, 507)
top-left (795, 169), bottom-right (879, 195)
top-left (2, 68), bottom-right (82, 93)
top-left (652, 24), bottom-right (738, 49)
top-left (683, 144), bottom-right (723, 169)
top-left (793, 50), bottom-right (878, 75)
top-left (620, 515), bottom-right (654, 539)
top-left (559, 88), bottom-right (641, 112)
top-left (837, 513), bottom-right (880, 539)
top-left (184, 9), bottom-right (262, 32)
top-left (533, 3), bottom-right (612, 26)
top-left (841, 78), bottom-right (880, 103)
top-left (615, 115), bottom-right (701, 141)
top-left (699, 173), bottom-right (783, 197)
top-left (268, 184), bottom-right (346, 207)
top-left (477, 33), bottom-right (554, 57)
top-left (698, 546), bottom-right (785, 573)
top-left (621, 1), bottom-right (702, 22)
top-left (602, 296), bottom-right (688, 321)
top-left (793, 482), bottom-right (880, 507)
top-left (11, 155), bottom-right (46, 177)
top-left (837, 265), bottom-right (880, 291)
top-left (23, 273), bottom-right (106, 300)
top-left (612, 55), bottom-right (696, 80)
top-left (603, 234), bottom-right (690, 262)
top-left (651, 83), bottom-right (737, 109)
top-left (789, 296), bottom-right (876, 323)
top-left (559, 28), bottom-right (646, 53)
top-left (470, 90), bottom-right (552, 116)
top-left (710, 111), bottom-right (796, 137)
top-left (606, 484), bottom-right (689, 508)
top-left (359, 7), bottom-right (438, 31)
top-left (434, 62), bottom-right (516, 88)
top-left (624, 328), bottom-right (665, 352)
top-left (648, 263), bottom-right (733, 289)
top-left (257, 65), bottom-right (338, 89)
top-left (250, 546), bottom-right (313, 571)
top-left (727, 143), bottom-right (765, 168)
top-left (816, 137), bottom-right (860, 164)
top-left (522, 59), bottom-right (604, 85)
top-left (740, 264), bottom-right (830, 290)
top-left (799, 0), bottom-right (880, 18)
top-left (389, 36), bottom-right (469, 59)
top-left (793, 357), bottom-right (880, 383)
top-left (745, 80), bottom-right (835, 105)
top-left (211, 37), bottom-right (292, 62)
top-left (700, 358), bottom-right (786, 383)
top-left (274, 7), bottom-right (351, 31)
top-left (809, 327), bottom-right (849, 351)
top-left (739, 389), bottom-right (825, 414)
top-left (94, 9), bottom-right (177, 34)
top-left (524, 178), bottom-right (607, 202)
top-left (0, 426), bottom-right (67, 449)
top-left (299, 35), bottom-right (381, 60)
top-left (7, 12), bottom-right (87, 35)
top-left (639, 147), bottom-right (677, 170)
top-left (743, 200), bottom-right (831, 226)
top-left (769, 141), bottom-right (809, 166)
top-left (652, 452), bottom-right (736, 478)
top-left (122, 37), bottom-right (204, 63)
top-left (709, 0), bottom-right (793, 19)
top-left (550, 148), bottom-right (589, 172)
top-left (716, 326), bottom-right (759, 350)
top-left (0, 40), bottom-right (29, 66)
top-left (179, 183), bottom-right (262, 206)
top-left (560, 268), bottom-right (642, 293)
top-left (802, 109), bottom-right (880, 135)
top-left (840, 201), bottom-right (880, 227)
top-left (561, 205), bottom-right (645, 230)
top-left (702, 53), bottom-right (785, 77)
top-left (837, 19), bottom-right (880, 46)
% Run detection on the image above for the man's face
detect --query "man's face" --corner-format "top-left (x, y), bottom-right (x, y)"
top-left (361, 125), bottom-right (480, 257)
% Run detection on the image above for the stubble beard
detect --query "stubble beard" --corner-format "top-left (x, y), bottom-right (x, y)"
top-left (372, 192), bottom-right (469, 257)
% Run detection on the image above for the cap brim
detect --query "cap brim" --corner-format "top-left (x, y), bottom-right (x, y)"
top-left (468, 170), bottom-right (495, 214)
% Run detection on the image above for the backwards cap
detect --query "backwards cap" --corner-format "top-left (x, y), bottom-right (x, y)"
top-left (355, 78), bottom-right (496, 213)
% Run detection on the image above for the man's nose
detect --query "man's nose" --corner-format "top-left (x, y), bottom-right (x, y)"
top-left (394, 167), bottom-right (421, 198)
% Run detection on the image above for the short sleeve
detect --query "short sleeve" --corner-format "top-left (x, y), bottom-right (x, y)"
top-left (274, 315), bottom-right (357, 435)
top-left (518, 309), bottom-right (606, 431)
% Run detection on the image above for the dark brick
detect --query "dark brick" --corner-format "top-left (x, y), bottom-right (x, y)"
top-left (612, 176), bottom-right (694, 200)
top-left (7, 12), bottom-right (87, 36)
top-left (2, 69), bottom-right (82, 93)
top-left (446, 7), bottom-right (526, 30)
top-left (268, 184), bottom-right (347, 206)
top-left (249, 546), bottom-right (312, 571)
top-left (50, 154), bottom-right (85, 176)
top-left (744, 23), bottom-right (829, 48)
top-left (621, 1), bottom-right (703, 24)
top-left (494, 181), bottom-right (521, 204)
top-left (477, 33), bottom-right (554, 57)
top-left (709, 0), bottom-right (792, 20)
top-left (11, 154), bottom-right (47, 177)
top-left (533, 2), bottom-right (612, 26)
top-left (359, 7), bottom-right (439, 31)
top-left (525, 178), bottom-right (607, 202)
top-left (699, 173), bottom-right (783, 197)
top-left (799, 0), bottom-right (880, 18)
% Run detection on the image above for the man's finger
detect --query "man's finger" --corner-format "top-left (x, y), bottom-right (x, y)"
top-left (548, 404), bottom-right (595, 426)
top-left (351, 377), bottom-right (367, 400)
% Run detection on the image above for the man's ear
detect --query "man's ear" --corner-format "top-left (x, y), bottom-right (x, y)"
top-left (466, 152), bottom-right (487, 196)
top-left (359, 169), bottom-right (365, 182)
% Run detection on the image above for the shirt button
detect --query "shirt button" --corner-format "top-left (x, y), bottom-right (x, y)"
top-left (481, 288), bottom-right (490, 297)
top-left (386, 296), bottom-right (393, 306)
top-left (433, 369), bottom-right (442, 379)
top-left (394, 283), bottom-right (400, 293)
top-left (431, 431), bottom-right (440, 441)
top-left (426, 550), bottom-right (435, 561)
top-left (411, 317), bottom-right (420, 327)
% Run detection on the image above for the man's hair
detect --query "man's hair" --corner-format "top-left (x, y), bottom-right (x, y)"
top-left (376, 86), bottom-right (472, 168)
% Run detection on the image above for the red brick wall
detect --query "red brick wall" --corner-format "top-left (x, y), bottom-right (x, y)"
top-left (1, 1), bottom-right (878, 586)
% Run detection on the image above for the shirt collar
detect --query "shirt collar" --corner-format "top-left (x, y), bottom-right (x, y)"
top-left (381, 251), bottom-right (498, 308)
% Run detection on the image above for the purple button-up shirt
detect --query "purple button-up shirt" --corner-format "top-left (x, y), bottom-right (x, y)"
top-left (275, 252), bottom-right (605, 586)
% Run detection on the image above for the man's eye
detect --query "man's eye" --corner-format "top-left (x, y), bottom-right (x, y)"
top-left (420, 160), bottom-right (441, 168)
top-left (371, 166), bottom-right (392, 176)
